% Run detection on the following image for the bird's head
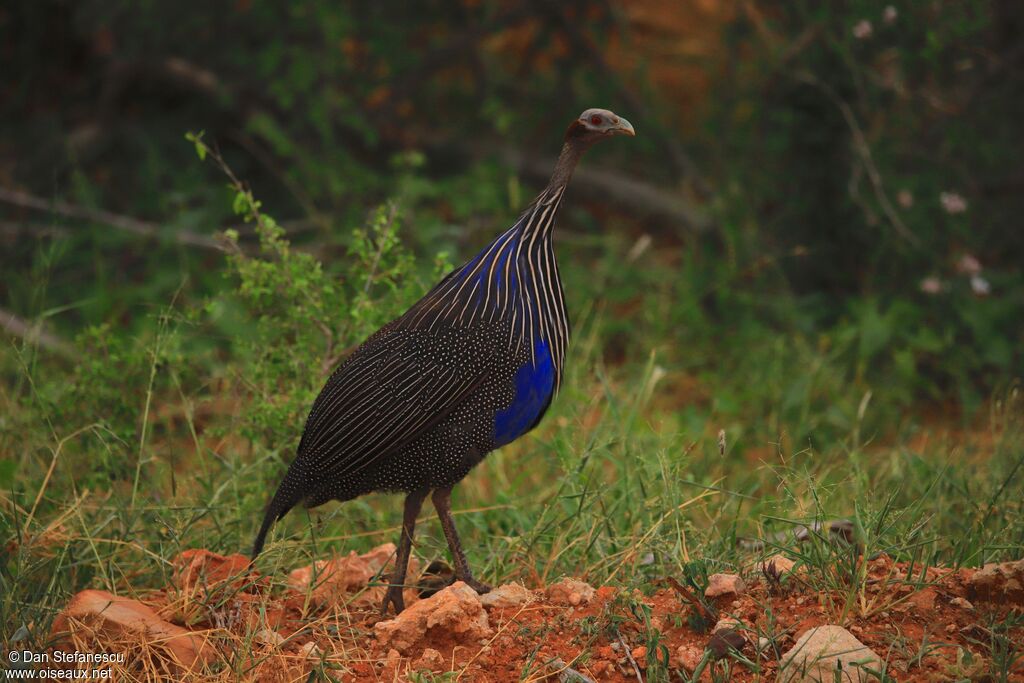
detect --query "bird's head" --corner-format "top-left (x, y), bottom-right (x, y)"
top-left (567, 108), bottom-right (635, 142)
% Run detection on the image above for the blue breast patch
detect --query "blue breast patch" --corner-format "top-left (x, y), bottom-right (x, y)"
top-left (493, 340), bottom-right (555, 446)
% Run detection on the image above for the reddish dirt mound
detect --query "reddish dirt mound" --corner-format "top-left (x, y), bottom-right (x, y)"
top-left (47, 548), bottom-right (1024, 681)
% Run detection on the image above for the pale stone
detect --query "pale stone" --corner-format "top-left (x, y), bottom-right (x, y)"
top-left (705, 573), bottom-right (746, 599)
top-left (479, 582), bottom-right (535, 609)
top-left (288, 543), bottom-right (419, 607)
top-left (374, 581), bottom-right (492, 654)
top-left (966, 559), bottom-right (1024, 603)
top-left (299, 641), bottom-right (322, 660)
top-left (761, 554), bottom-right (797, 576)
top-left (674, 644), bottom-right (704, 672)
top-left (546, 578), bottom-right (595, 606)
top-left (712, 617), bottom-right (744, 633)
top-left (950, 596), bottom-right (974, 610)
top-left (779, 625), bottom-right (883, 683)
top-left (52, 590), bottom-right (211, 673)
top-left (255, 628), bottom-right (284, 647)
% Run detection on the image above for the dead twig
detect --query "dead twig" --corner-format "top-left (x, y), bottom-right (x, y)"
top-left (664, 576), bottom-right (717, 625)
top-left (617, 632), bottom-right (644, 683)
top-left (794, 73), bottom-right (921, 247)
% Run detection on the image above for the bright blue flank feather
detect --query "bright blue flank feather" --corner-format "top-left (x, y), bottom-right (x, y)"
top-left (493, 339), bottom-right (555, 446)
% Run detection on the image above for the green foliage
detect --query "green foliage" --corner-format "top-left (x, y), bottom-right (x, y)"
top-left (2, 3), bottom-right (1023, 675)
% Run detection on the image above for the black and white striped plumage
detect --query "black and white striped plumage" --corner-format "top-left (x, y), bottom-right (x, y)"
top-left (250, 108), bottom-right (634, 612)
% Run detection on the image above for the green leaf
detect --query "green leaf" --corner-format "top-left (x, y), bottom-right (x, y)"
top-left (185, 130), bottom-right (207, 161)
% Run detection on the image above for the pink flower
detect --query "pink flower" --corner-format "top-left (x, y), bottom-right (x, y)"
top-left (852, 19), bottom-right (873, 40)
top-left (919, 277), bottom-right (942, 295)
top-left (883, 6), bottom-right (898, 25)
top-left (940, 191), bottom-right (968, 214)
top-left (956, 254), bottom-right (982, 276)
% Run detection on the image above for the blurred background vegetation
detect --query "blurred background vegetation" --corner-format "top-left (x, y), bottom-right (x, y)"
top-left (2, 0), bottom-right (1023, 653)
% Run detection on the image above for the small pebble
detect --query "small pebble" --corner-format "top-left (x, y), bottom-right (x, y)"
top-left (255, 629), bottom-right (284, 647)
top-left (950, 596), bottom-right (974, 610)
top-left (299, 642), bottom-right (321, 660)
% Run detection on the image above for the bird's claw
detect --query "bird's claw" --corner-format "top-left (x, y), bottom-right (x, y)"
top-left (380, 585), bottom-right (405, 616)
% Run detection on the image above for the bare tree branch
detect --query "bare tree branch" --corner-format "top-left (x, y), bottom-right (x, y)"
top-left (795, 73), bottom-right (921, 248)
top-left (0, 187), bottom-right (225, 252)
top-left (502, 149), bottom-right (713, 235)
top-left (0, 308), bottom-right (73, 357)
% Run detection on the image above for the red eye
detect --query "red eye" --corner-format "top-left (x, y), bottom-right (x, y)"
top-left (590, 115), bottom-right (602, 125)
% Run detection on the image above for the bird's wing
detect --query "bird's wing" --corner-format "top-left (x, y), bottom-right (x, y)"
top-left (294, 325), bottom-right (489, 483)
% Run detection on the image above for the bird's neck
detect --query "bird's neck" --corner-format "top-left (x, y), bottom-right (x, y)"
top-left (546, 139), bottom-right (586, 191)
top-left (521, 138), bottom-right (588, 237)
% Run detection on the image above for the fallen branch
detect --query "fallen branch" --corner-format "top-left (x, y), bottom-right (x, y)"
top-left (0, 308), bottom-right (74, 357)
top-left (0, 187), bottom-right (225, 253)
top-left (502, 149), bottom-right (713, 235)
top-left (664, 576), bottom-right (717, 625)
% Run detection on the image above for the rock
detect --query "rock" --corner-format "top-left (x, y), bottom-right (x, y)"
top-left (760, 554), bottom-right (797, 577)
top-left (705, 573), bottom-right (746, 600)
top-left (674, 644), bottom-right (704, 672)
top-left (546, 578), bottom-right (596, 606)
top-left (51, 590), bottom-right (211, 673)
top-left (757, 636), bottom-right (771, 653)
top-left (779, 625), bottom-right (883, 683)
top-left (374, 581), bottom-right (492, 654)
top-left (385, 648), bottom-right (402, 668)
top-left (289, 543), bottom-right (418, 606)
top-left (412, 647), bottom-right (446, 671)
top-left (172, 549), bottom-right (253, 592)
top-left (707, 629), bottom-right (746, 659)
top-left (966, 559), bottom-right (1024, 603)
top-left (299, 642), bottom-right (322, 660)
top-left (631, 645), bottom-right (648, 667)
top-left (712, 617), bottom-right (744, 634)
top-left (950, 596), bottom-right (974, 610)
top-left (255, 628), bottom-right (285, 647)
top-left (480, 582), bottom-right (536, 609)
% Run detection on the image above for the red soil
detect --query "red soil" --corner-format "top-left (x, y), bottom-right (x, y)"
top-left (48, 547), bottom-right (1024, 682)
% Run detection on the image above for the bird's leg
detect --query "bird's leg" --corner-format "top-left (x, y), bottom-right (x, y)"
top-left (381, 488), bottom-right (428, 616)
top-left (431, 486), bottom-right (491, 595)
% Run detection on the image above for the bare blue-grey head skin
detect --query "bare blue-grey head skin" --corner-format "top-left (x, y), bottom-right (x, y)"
top-left (250, 109), bottom-right (634, 615)
top-left (576, 108), bottom-right (636, 138)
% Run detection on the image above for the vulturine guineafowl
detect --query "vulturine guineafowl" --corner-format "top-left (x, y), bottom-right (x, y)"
top-left (251, 108), bottom-right (635, 614)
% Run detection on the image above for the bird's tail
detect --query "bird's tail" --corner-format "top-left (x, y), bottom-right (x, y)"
top-left (250, 469), bottom-right (303, 560)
